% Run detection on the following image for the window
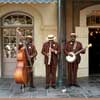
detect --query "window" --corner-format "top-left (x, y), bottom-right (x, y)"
top-left (87, 15), bottom-right (100, 26)
top-left (2, 12), bottom-right (33, 58)
top-left (3, 13), bottom-right (32, 26)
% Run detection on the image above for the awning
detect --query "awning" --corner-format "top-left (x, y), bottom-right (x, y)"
top-left (0, 0), bottom-right (57, 3)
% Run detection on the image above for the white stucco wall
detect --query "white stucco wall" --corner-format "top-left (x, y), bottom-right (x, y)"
top-left (0, 3), bottom-right (57, 77)
top-left (76, 27), bottom-right (88, 77)
top-left (77, 4), bottom-right (100, 77)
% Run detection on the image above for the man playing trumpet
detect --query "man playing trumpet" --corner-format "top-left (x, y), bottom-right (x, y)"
top-left (41, 34), bottom-right (61, 89)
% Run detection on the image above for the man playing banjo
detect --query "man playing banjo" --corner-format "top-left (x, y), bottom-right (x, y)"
top-left (64, 33), bottom-right (86, 87)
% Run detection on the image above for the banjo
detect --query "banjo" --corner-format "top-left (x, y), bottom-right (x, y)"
top-left (66, 43), bottom-right (92, 63)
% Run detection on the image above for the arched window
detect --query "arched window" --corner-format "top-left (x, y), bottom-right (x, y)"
top-left (2, 12), bottom-right (33, 26)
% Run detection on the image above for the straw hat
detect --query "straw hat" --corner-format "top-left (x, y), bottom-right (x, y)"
top-left (70, 33), bottom-right (76, 36)
top-left (47, 34), bottom-right (56, 40)
top-left (26, 35), bottom-right (32, 39)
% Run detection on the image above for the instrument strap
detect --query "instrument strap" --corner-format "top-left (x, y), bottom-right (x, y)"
top-left (73, 41), bottom-right (77, 50)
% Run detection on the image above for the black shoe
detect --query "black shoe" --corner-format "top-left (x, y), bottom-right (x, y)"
top-left (20, 85), bottom-right (25, 89)
top-left (73, 84), bottom-right (80, 87)
top-left (30, 86), bottom-right (35, 88)
top-left (20, 86), bottom-right (22, 89)
top-left (45, 86), bottom-right (50, 89)
top-left (29, 86), bottom-right (35, 91)
top-left (51, 85), bottom-right (56, 89)
top-left (67, 84), bottom-right (72, 87)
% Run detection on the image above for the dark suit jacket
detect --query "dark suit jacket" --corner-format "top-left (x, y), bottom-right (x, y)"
top-left (41, 41), bottom-right (61, 65)
top-left (26, 43), bottom-right (37, 65)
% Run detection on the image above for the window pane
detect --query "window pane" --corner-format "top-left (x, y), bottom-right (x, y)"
top-left (4, 37), bottom-right (9, 43)
top-left (3, 29), bottom-right (9, 36)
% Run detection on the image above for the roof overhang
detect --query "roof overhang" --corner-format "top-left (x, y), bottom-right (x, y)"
top-left (0, 0), bottom-right (57, 3)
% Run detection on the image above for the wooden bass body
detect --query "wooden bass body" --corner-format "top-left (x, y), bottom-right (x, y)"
top-left (14, 47), bottom-right (28, 85)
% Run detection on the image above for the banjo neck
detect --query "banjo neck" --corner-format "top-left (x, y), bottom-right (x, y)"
top-left (66, 43), bottom-right (92, 63)
top-left (75, 48), bottom-right (86, 55)
top-left (74, 43), bottom-right (92, 56)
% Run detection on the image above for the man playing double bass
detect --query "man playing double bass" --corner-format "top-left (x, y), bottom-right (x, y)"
top-left (18, 35), bottom-right (37, 89)
top-left (64, 33), bottom-right (85, 87)
top-left (25, 35), bottom-right (37, 88)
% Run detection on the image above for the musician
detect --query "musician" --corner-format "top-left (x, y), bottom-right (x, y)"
top-left (25, 35), bottom-right (37, 88)
top-left (41, 34), bottom-right (60, 89)
top-left (64, 33), bottom-right (85, 87)
top-left (18, 35), bottom-right (37, 89)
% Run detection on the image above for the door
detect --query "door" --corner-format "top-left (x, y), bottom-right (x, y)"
top-left (3, 28), bottom-right (17, 78)
top-left (2, 12), bottom-right (33, 78)
top-left (89, 28), bottom-right (100, 76)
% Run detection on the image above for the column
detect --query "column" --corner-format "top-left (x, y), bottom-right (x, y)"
top-left (57, 0), bottom-right (66, 87)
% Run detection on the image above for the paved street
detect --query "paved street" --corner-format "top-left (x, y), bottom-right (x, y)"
top-left (0, 76), bottom-right (100, 98)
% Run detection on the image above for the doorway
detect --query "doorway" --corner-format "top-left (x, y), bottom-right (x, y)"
top-left (1, 12), bottom-right (34, 78)
top-left (89, 28), bottom-right (100, 76)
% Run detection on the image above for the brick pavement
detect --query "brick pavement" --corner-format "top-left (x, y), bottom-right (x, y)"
top-left (0, 76), bottom-right (100, 98)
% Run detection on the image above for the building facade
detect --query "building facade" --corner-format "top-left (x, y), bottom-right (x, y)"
top-left (0, 0), bottom-right (100, 82)
top-left (0, 0), bottom-right (57, 78)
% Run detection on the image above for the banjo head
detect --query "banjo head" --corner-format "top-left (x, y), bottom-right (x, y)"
top-left (66, 52), bottom-right (76, 63)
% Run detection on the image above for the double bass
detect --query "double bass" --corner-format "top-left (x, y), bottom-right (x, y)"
top-left (14, 28), bottom-right (32, 86)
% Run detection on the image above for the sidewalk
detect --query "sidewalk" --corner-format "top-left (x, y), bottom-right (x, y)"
top-left (0, 76), bottom-right (100, 98)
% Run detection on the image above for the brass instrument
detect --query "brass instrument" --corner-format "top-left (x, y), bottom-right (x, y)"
top-left (48, 42), bottom-right (52, 65)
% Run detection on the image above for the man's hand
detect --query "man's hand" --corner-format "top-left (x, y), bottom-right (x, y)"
top-left (68, 53), bottom-right (73, 57)
top-left (46, 53), bottom-right (49, 57)
top-left (49, 48), bottom-right (57, 54)
top-left (30, 55), bottom-right (33, 58)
